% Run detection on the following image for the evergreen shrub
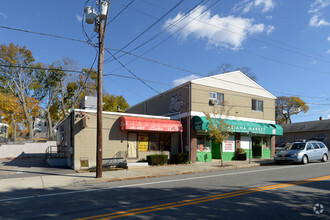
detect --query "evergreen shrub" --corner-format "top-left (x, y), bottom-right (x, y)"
top-left (146, 154), bottom-right (168, 165)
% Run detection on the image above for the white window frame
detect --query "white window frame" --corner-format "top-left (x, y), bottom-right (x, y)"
top-left (209, 92), bottom-right (224, 106)
top-left (252, 99), bottom-right (263, 112)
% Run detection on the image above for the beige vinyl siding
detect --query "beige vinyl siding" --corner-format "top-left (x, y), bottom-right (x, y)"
top-left (191, 83), bottom-right (275, 121)
top-left (126, 84), bottom-right (190, 116)
top-left (74, 113), bottom-right (128, 170)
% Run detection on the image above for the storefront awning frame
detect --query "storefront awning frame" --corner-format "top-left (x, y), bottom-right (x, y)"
top-left (193, 116), bottom-right (283, 135)
top-left (120, 116), bottom-right (183, 132)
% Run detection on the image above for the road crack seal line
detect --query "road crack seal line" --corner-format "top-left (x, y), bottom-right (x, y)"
top-left (76, 175), bottom-right (330, 220)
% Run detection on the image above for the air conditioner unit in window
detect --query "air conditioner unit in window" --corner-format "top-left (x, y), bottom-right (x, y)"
top-left (209, 99), bottom-right (217, 105)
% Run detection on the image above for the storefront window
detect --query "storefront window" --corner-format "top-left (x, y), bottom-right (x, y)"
top-left (138, 133), bottom-right (149, 151)
top-left (148, 133), bottom-right (171, 151)
top-left (262, 137), bottom-right (270, 149)
top-left (149, 133), bottom-right (159, 151)
top-left (197, 135), bottom-right (211, 152)
top-left (160, 133), bottom-right (171, 151)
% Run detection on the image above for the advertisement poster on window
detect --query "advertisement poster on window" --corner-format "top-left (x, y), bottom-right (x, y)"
top-left (241, 136), bottom-right (251, 149)
top-left (223, 135), bottom-right (235, 152)
top-left (138, 133), bottom-right (149, 151)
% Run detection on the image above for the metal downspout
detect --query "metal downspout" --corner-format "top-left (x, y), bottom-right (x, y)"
top-left (70, 110), bottom-right (75, 169)
top-left (188, 82), bottom-right (191, 161)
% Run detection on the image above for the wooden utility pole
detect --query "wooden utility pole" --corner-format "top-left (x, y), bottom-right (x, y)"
top-left (96, 11), bottom-right (105, 179)
top-left (84, 0), bottom-right (109, 178)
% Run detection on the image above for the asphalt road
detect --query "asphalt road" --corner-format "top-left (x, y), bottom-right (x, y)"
top-left (0, 162), bottom-right (329, 219)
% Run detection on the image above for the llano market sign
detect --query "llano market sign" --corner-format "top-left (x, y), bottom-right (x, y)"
top-left (229, 124), bottom-right (266, 134)
top-left (193, 116), bottom-right (273, 135)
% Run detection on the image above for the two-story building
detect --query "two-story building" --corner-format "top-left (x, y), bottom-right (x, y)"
top-left (126, 71), bottom-right (283, 162)
top-left (56, 71), bottom-right (282, 170)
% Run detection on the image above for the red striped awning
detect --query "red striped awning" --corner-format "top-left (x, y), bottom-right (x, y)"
top-left (120, 116), bottom-right (183, 132)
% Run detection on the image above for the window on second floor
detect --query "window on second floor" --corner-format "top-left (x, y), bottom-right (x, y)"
top-left (209, 92), bottom-right (224, 106)
top-left (252, 99), bottom-right (263, 112)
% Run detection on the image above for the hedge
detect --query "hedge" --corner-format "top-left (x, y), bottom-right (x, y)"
top-left (146, 154), bottom-right (168, 165)
top-left (171, 153), bottom-right (190, 164)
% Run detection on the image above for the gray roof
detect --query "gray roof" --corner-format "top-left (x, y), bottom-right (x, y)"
top-left (282, 119), bottom-right (330, 133)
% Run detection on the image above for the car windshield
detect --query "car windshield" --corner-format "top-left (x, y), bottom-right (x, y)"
top-left (288, 143), bottom-right (306, 150)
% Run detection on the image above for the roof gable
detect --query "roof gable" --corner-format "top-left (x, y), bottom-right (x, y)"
top-left (191, 71), bottom-right (276, 99)
top-left (282, 119), bottom-right (330, 133)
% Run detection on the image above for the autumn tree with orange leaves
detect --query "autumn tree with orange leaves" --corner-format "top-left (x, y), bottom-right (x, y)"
top-left (0, 43), bottom-right (40, 139)
top-left (0, 92), bottom-right (39, 140)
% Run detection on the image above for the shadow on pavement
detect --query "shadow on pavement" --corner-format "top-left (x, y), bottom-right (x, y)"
top-left (0, 176), bottom-right (328, 219)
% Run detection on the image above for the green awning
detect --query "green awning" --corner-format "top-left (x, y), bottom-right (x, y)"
top-left (193, 116), bottom-right (283, 136)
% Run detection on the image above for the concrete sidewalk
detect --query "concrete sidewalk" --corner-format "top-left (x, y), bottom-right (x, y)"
top-left (0, 158), bottom-right (274, 192)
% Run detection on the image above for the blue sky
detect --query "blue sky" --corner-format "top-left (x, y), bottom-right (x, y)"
top-left (1, 0), bottom-right (330, 123)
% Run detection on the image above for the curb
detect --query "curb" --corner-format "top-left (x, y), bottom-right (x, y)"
top-left (79, 162), bottom-right (272, 186)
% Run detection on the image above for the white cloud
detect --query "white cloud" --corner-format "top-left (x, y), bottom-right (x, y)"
top-left (0, 11), bottom-right (7, 19)
top-left (308, 1), bottom-right (330, 27)
top-left (327, 36), bottom-right (330, 41)
top-left (163, 6), bottom-right (269, 49)
top-left (308, 0), bottom-right (330, 13)
top-left (266, 25), bottom-right (275, 35)
top-left (254, 0), bottom-right (275, 13)
top-left (173, 75), bottom-right (200, 86)
top-left (309, 15), bottom-right (330, 27)
top-left (76, 15), bottom-right (82, 22)
top-left (326, 49), bottom-right (330, 54)
top-left (242, 2), bottom-right (254, 14)
top-left (233, 0), bottom-right (275, 14)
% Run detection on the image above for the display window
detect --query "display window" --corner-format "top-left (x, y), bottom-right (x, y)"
top-left (143, 133), bottom-right (171, 152)
top-left (197, 135), bottom-right (211, 152)
top-left (262, 137), bottom-right (270, 149)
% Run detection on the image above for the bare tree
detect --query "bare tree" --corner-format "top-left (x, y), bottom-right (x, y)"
top-left (210, 63), bottom-right (258, 81)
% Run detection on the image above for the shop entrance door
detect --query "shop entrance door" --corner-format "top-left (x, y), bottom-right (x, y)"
top-left (127, 133), bottom-right (138, 158)
top-left (252, 137), bottom-right (262, 158)
top-left (211, 142), bottom-right (221, 159)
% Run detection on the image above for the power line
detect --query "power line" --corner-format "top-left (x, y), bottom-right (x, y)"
top-left (1, 20), bottom-right (329, 78)
top-left (0, 64), bottom-right (83, 74)
top-left (177, 10), bottom-right (330, 64)
top-left (109, 0), bottom-right (135, 24)
top-left (112, 0), bottom-right (158, 19)
top-left (240, 49), bottom-right (330, 75)
top-left (104, 1), bottom-right (330, 81)
top-left (105, 49), bottom-right (162, 95)
top-left (142, 0), bottom-right (329, 62)
top-left (104, 49), bottom-right (330, 100)
top-left (104, 0), bottom-right (212, 64)
top-left (0, 25), bottom-right (88, 44)
top-left (2, 62), bottom-right (329, 101)
top-left (102, 70), bottom-right (330, 102)
top-left (87, 0), bottom-right (136, 43)
top-left (1, 24), bottom-right (329, 99)
top-left (109, 1), bottom-right (330, 68)
top-left (109, 0), bottom-right (184, 59)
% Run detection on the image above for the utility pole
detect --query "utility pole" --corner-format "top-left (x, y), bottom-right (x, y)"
top-left (84, 0), bottom-right (110, 178)
top-left (96, 17), bottom-right (104, 178)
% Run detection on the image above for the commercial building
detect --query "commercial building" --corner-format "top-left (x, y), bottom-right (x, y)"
top-left (278, 118), bottom-right (330, 147)
top-left (56, 71), bottom-right (283, 170)
top-left (126, 71), bottom-right (283, 162)
top-left (56, 110), bottom-right (183, 170)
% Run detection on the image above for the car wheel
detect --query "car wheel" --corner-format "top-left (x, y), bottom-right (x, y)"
top-left (275, 161), bottom-right (282, 165)
top-left (301, 155), bottom-right (308, 165)
top-left (321, 154), bottom-right (328, 162)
